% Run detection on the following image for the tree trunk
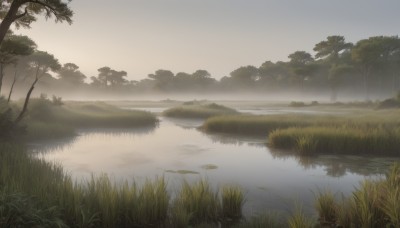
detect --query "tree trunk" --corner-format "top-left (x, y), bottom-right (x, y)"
top-left (0, 63), bottom-right (3, 95)
top-left (0, 1), bottom-right (22, 45)
top-left (14, 65), bottom-right (40, 124)
top-left (14, 77), bottom-right (37, 124)
top-left (7, 68), bottom-right (18, 103)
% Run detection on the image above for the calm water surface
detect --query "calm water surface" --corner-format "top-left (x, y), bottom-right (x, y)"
top-left (30, 111), bottom-right (398, 216)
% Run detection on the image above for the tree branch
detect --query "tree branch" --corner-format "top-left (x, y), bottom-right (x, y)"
top-left (13, 7), bottom-right (28, 20)
top-left (30, 0), bottom-right (57, 14)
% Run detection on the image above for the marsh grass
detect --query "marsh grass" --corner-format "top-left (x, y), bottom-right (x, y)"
top-left (203, 110), bottom-right (400, 136)
top-left (221, 186), bottom-right (245, 222)
top-left (173, 179), bottom-right (221, 225)
top-left (316, 163), bottom-right (400, 228)
top-left (0, 144), bottom-right (247, 227)
top-left (16, 99), bottom-right (158, 140)
top-left (269, 126), bottom-right (400, 155)
top-left (314, 190), bottom-right (337, 226)
top-left (163, 103), bottom-right (238, 119)
top-left (287, 205), bottom-right (314, 228)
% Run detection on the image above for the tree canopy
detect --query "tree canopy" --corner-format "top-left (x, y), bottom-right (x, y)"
top-left (0, 0), bottom-right (73, 44)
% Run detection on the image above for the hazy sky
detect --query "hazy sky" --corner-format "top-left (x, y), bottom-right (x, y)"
top-left (15, 0), bottom-right (400, 81)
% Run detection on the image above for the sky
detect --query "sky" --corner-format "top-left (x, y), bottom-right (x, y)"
top-left (14, 0), bottom-right (400, 81)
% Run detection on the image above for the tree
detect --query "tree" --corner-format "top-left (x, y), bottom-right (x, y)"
top-left (0, 33), bottom-right (36, 94)
top-left (352, 36), bottom-right (400, 100)
top-left (288, 51), bottom-right (315, 90)
top-left (148, 69), bottom-right (174, 91)
top-left (108, 70), bottom-right (127, 87)
top-left (94, 66), bottom-right (127, 88)
top-left (0, 0), bottom-right (73, 45)
top-left (328, 64), bottom-right (355, 101)
top-left (229, 65), bottom-right (259, 88)
top-left (58, 62), bottom-right (86, 86)
top-left (314, 36), bottom-right (353, 101)
top-left (314, 36), bottom-right (353, 63)
top-left (15, 50), bottom-right (60, 123)
top-left (258, 61), bottom-right (292, 89)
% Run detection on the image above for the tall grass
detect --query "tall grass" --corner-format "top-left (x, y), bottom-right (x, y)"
top-left (203, 110), bottom-right (400, 136)
top-left (316, 163), bottom-right (400, 228)
top-left (172, 180), bottom-right (221, 225)
top-left (163, 103), bottom-right (238, 119)
top-left (221, 186), bottom-right (245, 222)
top-left (0, 144), bottom-right (246, 227)
top-left (269, 126), bottom-right (400, 155)
top-left (287, 205), bottom-right (314, 228)
top-left (15, 99), bottom-right (158, 140)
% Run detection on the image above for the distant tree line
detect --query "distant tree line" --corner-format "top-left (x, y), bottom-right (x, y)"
top-left (2, 34), bottom-right (400, 101)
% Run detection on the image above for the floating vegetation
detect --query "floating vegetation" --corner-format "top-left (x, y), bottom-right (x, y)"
top-left (200, 164), bottom-right (218, 170)
top-left (165, 169), bottom-right (200, 175)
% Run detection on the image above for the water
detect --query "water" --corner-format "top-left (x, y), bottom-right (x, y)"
top-left (29, 110), bottom-right (398, 217)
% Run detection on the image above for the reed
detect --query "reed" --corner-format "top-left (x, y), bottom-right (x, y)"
top-left (221, 186), bottom-right (245, 222)
top-left (173, 179), bottom-right (221, 225)
top-left (269, 126), bottom-right (400, 155)
top-left (314, 190), bottom-right (337, 226)
top-left (0, 144), bottom-right (247, 227)
top-left (316, 163), bottom-right (400, 228)
top-left (287, 206), bottom-right (314, 228)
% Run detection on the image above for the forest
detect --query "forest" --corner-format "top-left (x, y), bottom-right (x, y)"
top-left (2, 33), bottom-right (400, 101)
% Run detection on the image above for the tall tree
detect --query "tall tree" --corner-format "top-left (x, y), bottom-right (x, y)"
top-left (352, 36), bottom-right (400, 100)
top-left (229, 65), bottom-right (259, 88)
top-left (0, 33), bottom-right (36, 94)
top-left (288, 51), bottom-right (315, 90)
top-left (0, 0), bottom-right (73, 45)
top-left (314, 36), bottom-right (353, 101)
top-left (15, 50), bottom-right (60, 123)
top-left (314, 36), bottom-right (353, 63)
top-left (58, 62), bottom-right (86, 86)
top-left (148, 69), bottom-right (174, 91)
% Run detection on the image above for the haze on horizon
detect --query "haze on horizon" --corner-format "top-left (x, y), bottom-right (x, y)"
top-left (14, 0), bottom-right (400, 81)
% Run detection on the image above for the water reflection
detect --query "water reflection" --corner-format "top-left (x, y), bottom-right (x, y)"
top-left (269, 149), bottom-right (395, 177)
top-left (31, 126), bottom-right (157, 154)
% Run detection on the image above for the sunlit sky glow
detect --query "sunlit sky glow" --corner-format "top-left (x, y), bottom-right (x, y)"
top-left (14, 0), bottom-right (400, 81)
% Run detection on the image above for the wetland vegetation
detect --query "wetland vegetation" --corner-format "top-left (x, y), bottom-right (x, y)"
top-left (1, 0), bottom-right (400, 227)
top-left (163, 102), bottom-right (238, 119)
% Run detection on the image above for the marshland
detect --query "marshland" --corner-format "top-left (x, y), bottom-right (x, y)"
top-left (2, 0), bottom-right (400, 227)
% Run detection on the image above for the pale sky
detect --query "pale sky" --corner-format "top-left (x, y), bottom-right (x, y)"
top-left (14, 0), bottom-right (400, 81)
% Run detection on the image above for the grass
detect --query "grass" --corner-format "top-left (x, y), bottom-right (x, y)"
top-left (172, 179), bottom-right (220, 225)
top-left (268, 126), bottom-right (400, 155)
top-left (203, 115), bottom-right (313, 135)
top-left (203, 110), bottom-right (400, 155)
top-left (163, 103), bottom-right (238, 119)
top-left (0, 144), bottom-right (247, 227)
top-left (314, 190), bottom-right (337, 226)
top-left (315, 163), bottom-right (400, 228)
top-left (11, 98), bottom-right (159, 140)
top-left (221, 186), bottom-right (245, 222)
top-left (2, 142), bottom-right (400, 227)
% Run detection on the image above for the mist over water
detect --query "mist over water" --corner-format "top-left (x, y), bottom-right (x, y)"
top-left (30, 110), bottom-right (397, 216)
